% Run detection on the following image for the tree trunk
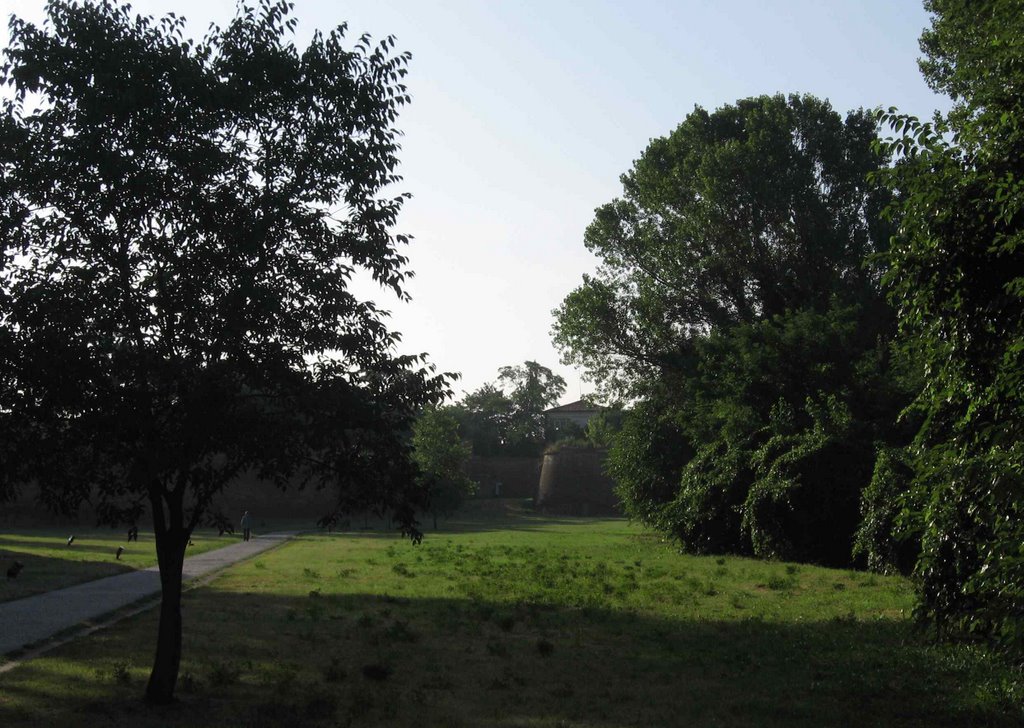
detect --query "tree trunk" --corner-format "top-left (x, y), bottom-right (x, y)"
top-left (145, 489), bottom-right (189, 705)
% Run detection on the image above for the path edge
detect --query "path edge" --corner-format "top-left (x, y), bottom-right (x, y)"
top-left (0, 532), bottom-right (300, 675)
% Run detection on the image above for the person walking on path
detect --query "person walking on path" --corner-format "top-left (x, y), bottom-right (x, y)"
top-left (241, 510), bottom-right (253, 542)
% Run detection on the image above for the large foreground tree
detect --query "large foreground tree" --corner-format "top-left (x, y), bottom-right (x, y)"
top-left (554, 94), bottom-right (912, 564)
top-left (0, 0), bottom-right (449, 703)
top-left (873, 0), bottom-right (1024, 649)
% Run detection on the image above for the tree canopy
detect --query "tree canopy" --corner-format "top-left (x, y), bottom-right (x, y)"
top-left (497, 361), bottom-right (566, 446)
top-left (0, 0), bottom-right (448, 702)
top-left (411, 406), bottom-right (476, 528)
top-left (553, 94), bottom-right (893, 401)
top-left (554, 94), bottom-right (911, 564)
top-left (452, 361), bottom-right (566, 456)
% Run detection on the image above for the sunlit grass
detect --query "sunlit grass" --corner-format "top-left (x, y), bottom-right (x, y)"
top-left (1, 515), bottom-right (1021, 727)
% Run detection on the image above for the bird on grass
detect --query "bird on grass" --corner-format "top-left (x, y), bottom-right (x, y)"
top-left (6, 561), bottom-right (24, 580)
top-left (66, 535), bottom-right (75, 546)
top-left (116, 546), bottom-right (125, 560)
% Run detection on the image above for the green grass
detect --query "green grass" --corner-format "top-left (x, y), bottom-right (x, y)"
top-left (0, 516), bottom-right (322, 603)
top-left (1, 514), bottom-right (1022, 727)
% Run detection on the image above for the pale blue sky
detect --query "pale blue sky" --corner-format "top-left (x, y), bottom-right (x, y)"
top-left (5, 1), bottom-right (949, 402)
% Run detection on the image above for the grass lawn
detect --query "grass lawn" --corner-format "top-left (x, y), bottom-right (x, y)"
top-left (1, 512), bottom-right (1021, 727)
top-left (0, 528), bottom-right (237, 603)
top-left (0, 516), bottom-right (324, 603)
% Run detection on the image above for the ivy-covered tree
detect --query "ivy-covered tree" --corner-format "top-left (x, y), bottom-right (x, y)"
top-left (555, 94), bottom-right (912, 564)
top-left (0, 1), bottom-right (449, 703)
top-left (873, 0), bottom-right (1024, 649)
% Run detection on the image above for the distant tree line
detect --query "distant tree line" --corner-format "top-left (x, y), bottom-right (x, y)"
top-left (553, 0), bottom-right (1024, 652)
top-left (408, 359), bottom-right (621, 524)
top-left (439, 360), bottom-right (627, 457)
top-left (446, 360), bottom-right (567, 457)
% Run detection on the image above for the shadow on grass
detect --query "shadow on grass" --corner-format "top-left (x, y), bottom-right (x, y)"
top-left (1, 589), bottom-right (1020, 728)
top-left (0, 549), bottom-right (137, 604)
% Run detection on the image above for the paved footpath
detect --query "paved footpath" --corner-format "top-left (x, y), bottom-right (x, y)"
top-left (0, 532), bottom-right (296, 657)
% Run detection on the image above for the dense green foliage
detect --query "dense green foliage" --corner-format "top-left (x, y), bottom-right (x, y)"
top-left (411, 407), bottom-right (476, 527)
top-left (555, 94), bottom-right (912, 565)
top-left (0, 0), bottom-right (448, 701)
top-left (872, 0), bottom-right (1024, 649)
top-left (581, 407), bottom-right (625, 449)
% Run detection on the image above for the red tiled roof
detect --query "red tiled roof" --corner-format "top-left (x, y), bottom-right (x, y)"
top-left (543, 399), bottom-right (602, 414)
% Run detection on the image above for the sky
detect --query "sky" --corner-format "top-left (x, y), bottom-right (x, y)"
top-left (2, 0), bottom-right (951, 404)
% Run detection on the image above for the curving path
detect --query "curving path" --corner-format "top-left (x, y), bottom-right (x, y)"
top-left (0, 532), bottom-right (296, 659)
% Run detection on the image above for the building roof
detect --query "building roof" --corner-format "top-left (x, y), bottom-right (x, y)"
top-left (543, 399), bottom-right (602, 414)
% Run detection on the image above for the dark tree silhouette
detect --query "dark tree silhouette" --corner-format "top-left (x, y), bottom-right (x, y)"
top-left (0, 0), bottom-right (449, 703)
